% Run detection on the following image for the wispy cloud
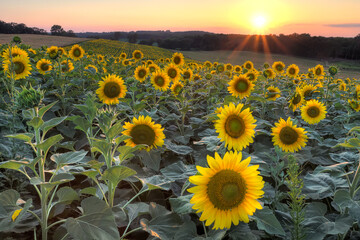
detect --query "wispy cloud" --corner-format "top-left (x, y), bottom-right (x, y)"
top-left (325, 23), bottom-right (360, 28)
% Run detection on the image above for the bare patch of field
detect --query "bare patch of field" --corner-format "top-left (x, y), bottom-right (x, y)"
top-left (182, 50), bottom-right (360, 79)
top-left (0, 34), bottom-right (90, 48)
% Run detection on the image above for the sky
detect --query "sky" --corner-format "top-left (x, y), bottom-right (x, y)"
top-left (1, 0), bottom-right (360, 37)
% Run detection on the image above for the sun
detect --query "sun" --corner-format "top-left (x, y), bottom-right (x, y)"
top-left (252, 15), bottom-right (267, 29)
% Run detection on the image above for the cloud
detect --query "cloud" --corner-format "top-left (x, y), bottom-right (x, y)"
top-left (325, 23), bottom-right (360, 28)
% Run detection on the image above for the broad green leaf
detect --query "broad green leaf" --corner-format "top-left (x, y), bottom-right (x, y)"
top-left (37, 134), bottom-right (63, 153)
top-left (90, 138), bottom-right (111, 156)
top-left (114, 134), bottom-right (131, 145)
top-left (125, 202), bottom-right (149, 223)
top-left (5, 133), bottom-right (34, 143)
top-left (117, 144), bottom-right (146, 162)
top-left (141, 175), bottom-right (172, 191)
top-left (41, 117), bottom-right (67, 135)
top-left (174, 222), bottom-right (198, 240)
top-left (80, 170), bottom-right (99, 180)
top-left (38, 101), bottom-right (58, 118)
top-left (102, 166), bottom-right (136, 187)
top-left (0, 190), bottom-right (20, 207)
top-left (164, 140), bottom-right (193, 155)
top-left (80, 187), bottom-right (97, 196)
top-left (253, 207), bottom-right (285, 236)
top-left (160, 161), bottom-right (197, 181)
top-left (51, 150), bottom-right (87, 166)
top-left (169, 195), bottom-right (193, 214)
top-left (27, 117), bottom-right (43, 130)
top-left (56, 187), bottom-right (79, 204)
top-left (0, 160), bottom-right (28, 171)
top-left (0, 199), bottom-right (32, 232)
top-left (107, 121), bottom-right (123, 140)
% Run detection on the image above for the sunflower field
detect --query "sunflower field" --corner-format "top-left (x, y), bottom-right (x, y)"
top-left (0, 36), bottom-right (360, 240)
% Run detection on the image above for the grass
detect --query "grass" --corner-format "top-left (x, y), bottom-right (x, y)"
top-left (0, 34), bottom-right (90, 48)
top-left (182, 50), bottom-right (360, 79)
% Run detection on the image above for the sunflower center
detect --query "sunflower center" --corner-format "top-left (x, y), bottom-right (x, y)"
top-left (14, 61), bottom-right (25, 74)
top-left (235, 67), bottom-right (241, 72)
top-left (307, 106), bottom-right (320, 118)
top-left (289, 68), bottom-right (295, 75)
top-left (226, 65), bottom-right (232, 70)
top-left (130, 124), bottom-right (156, 146)
top-left (245, 63), bottom-right (251, 69)
top-left (315, 68), bottom-right (321, 76)
top-left (134, 52), bottom-right (141, 59)
top-left (247, 74), bottom-right (255, 81)
top-left (279, 126), bottom-right (298, 145)
top-left (217, 66), bottom-right (224, 72)
top-left (174, 85), bottom-right (182, 94)
top-left (41, 63), bottom-right (49, 71)
top-left (183, 71), bottom-right (190, 79)
top-left (104, 82), bottom-right (121, 98)
top-left (207, 170), bottom-right (246, 210)
top-left (155, 76), bottom-right (165, 87)
top-left (138, 69), bottom-right (146, 78)
top-left (73, 48), bottom-right (81, 57)
top-left (225, 115), bottom-right (245, 138)
top-left (168, 68), bottom-right (177, 78)
top-left (268, 90), bottom-right (278, 98)
top-left (174, 56), bottom-right (181, 65)
top-left (276, 65), bottom-right (283, 71)
top-left (292, 94), bottom-right (301, 104)
top-left (235, 80), bottom-right (248, 93)
top-left (304, 90), bottom-right (313, 98)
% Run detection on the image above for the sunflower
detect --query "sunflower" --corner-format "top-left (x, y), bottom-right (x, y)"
top-left (46, 46), bottom-right (59, 59)
top-left (213, 62), bottom-right (218, 67)
top-left (132, 50), bottom-right (143, 61)
top-left (122, 115), bottom-right (165, 151)
top-left (3, 55), bottom-right (32, 80)
top-left (28, 48), bottom-right (36, 56)
top-left (148, 63), bottom-right (160, 73)
top-left (215, 103), bottom-right (256, 151)
top-left (122, 59), bottom-right (130, 66)
top-left (182, 68), bottom-right (193, 81)
top-left (228, 75), bottom-right (255, 99)
top-left (271, 117), bottom-right (307, 152)
top-left (216, 64), bottom-right (225, 73)
top-left (151, 71), bottom-right (170, 91)
top-left (301, 99), bottom-right (327, 124)
top-left (245, 70), bottom-right (258, 82)
top-left (60, 60), bottom-right (74, 73)
top-left (339, 83), bottom-right (347, 91)
top-left (243, 61), bottom-right (254, 71)
top-left (205, 73), bottom-right (213, 80)
top-left (69, 44), bottom-right (85, 61)
top-left (204, 61), bottom-right (212, 68)
top-left (120, 52), bottom-right (127, 59)
top-left (172, 52), bottom-right (185, 66)
top-left (188, 151), bottom-right (264, 230)
top-left (292, 78), bottom-right (301, 85)
top-left (348, 99), bottom-right (360, 112)
top-left (165, 63), bottom-right (181, 82)
top-left (234, 65), bottom-right (242, 73)
top-left (289, 88), bottom-right (304, 111)
top-left (264, 68), bottom-right (276, 79)
top-left (97, 54), bottom-right (105, 62)
top-left (266, 86), bottom-right (281, 101)
top-left (134, 65), bottom-right (149, 82)
top-left (96, 74), bottom-right (127, 105)
top-left (193, 74), bottom-right (201, 81)
top-left (57, 47), bottom-right (66, 56)
top-left (286, 64), bottom-right (299, 78)
top-left (301, 84), bottom-right (317, 100)
top-left (85, 64), bottom-right (98, 73)
top-left (171, 80), bottom-right (184, 95)
top-left (313, 64), bottom-right (324, 78)
top-left (225, 63), bottom-right (233, 71)
top-left (36, 59), bottom-right (53, 75)
top-left (272, 61), bottom-right (285, 74)
top-left (2, 46), bottom-right (28, 60)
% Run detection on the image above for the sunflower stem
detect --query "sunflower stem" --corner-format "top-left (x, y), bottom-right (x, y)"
top-left (202, 221), bottom-right (208, 238)
top-left (350, 152), bottom-right (360, 199)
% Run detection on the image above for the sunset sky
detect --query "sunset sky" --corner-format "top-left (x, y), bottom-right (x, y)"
top-left (1, 0), bottom-right (360, 37)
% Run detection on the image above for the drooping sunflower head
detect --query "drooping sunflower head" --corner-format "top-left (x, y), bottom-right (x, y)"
top-left (151, 71), bottom-right (170, 91)
top-left (132, 50), bottom-right (143, 61)
top-left (234, 65), bottom-right (242, 73)
top-left (47, 46), bottom-right (59, 59)
top-left (134, 65), bottom-right (149, 82)
top-left (188, 151), bottom-right (264, 230)
top-left (3, 55), bottom-right (32, 80)
top-left (301, 99), bottom-right (327, 125)
top-left (339, 82), bottom-right (347, 91)
top-left (301, 84), bottom-right (317, 100)
top-left (244, 61), bottom-right (254, 71)
top-left (328, 66), bottom-right (338, 76)
top-left (271, 117), bottom-right (308, 152)
top-left (272, 61), bottom-right (285, 74)
top-left (60, 60), bottom-right (74, 73)
top-left (292, 77), bottom-right (301, 85)
top-left (171, 80), bottom-right (184, 95)
top-left (266, 86), bottom-right (281, 101)
top-left (85, 64), bottom-right (98, 74)
top-left (96, 74), bottom-right (127, 105)
top-left (313, 64), bottom-right (324, 78)
top-left (289, 88), bottom-right (304, 111)
top-left (27, 48), bottom-right (37, 57)
top-left (264, 68), bottom-right (276, 79)
top-left (165, 63), bottom-right (181, 82)
top-left (69, 44), bottom-right (85, 61)
top-left (286, 64), bottom-right (300, 78)
top-left (172, 52), bottom-right (185, 66)
top-left (36, 59), bottom-right (53, 75)
top-left (122, 115), bottom-right (165, 151)
top-left (182, 68), bottom-right (193, 81)
top-left (215, 103), bottom-right (256, 151)
top-left (348, 99), bottom-right (360, 112)
top-left (228, 75), bottom-right (255, 99)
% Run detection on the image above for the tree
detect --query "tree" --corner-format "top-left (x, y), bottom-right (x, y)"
top-left (50, 25), bottom-right (65, 36)
top-left (127, 32), bottom-right (138, 43)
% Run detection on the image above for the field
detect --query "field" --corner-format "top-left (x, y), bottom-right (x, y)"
top-left (1, 36), bottom-right (360, 240)
top-left (0, 34), bottom-right (90, 48)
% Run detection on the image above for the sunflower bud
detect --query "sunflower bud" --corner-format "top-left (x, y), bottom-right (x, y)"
top-left (16, 85), bottom-right (44, 110)
top-left (328, 66), bottom-right (338, 76)
top-left (12, 36), bottom-right (22, 44)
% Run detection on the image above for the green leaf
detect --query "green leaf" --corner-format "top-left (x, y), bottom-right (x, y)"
top-left (51, 150), bottom-right (87, 167)
top-left (90, 138), bottom-right (111, 156)
top-left (65, 197), bottom-right (119, 240)
top-left (41, 117), bottom-right (67, 135)
top-left (38, 101), bottom-right (58, 118)
top-left (169, 195), bottom-right (193, 214)
top-left (80, 187), bottom-right (97, 196)
top-left (69, 115), bottom-right (92, 133)
top-left (125, 202), bottom-right (149, 223)
top-left (107, 121), bottom-right (123, 140)
top-left (27, 117), bottom-right (44, 129)
top-left (0, 189), bottom-right (20, 207)
top-left (160, 161), bottom-right (197, 181)
top-left (0, 160), bottom-right (29, 171)
top-left (164, 140), bottom-right (193, 155)
top-left (37, 134), bottom-right (63, 154)
top-left (56, 187), bottom-right (79, 204)
top-left (5, 133), bottom-right (34, 143)
top-left (253, 207), bottom-right (285, 236)
top-left (117, 144), bottom-right (146, 162)
top-left (114, 135), bottom-right (131, 145)
top-left (102, 166), bottom-right (136, 187)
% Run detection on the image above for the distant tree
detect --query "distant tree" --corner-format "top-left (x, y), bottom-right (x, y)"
top-left (50, 25), bottom-right (65, 36)
top-left (128, 32), bottom-right (138, 43)
top-left (66, 30), bottom-right (76, 37)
